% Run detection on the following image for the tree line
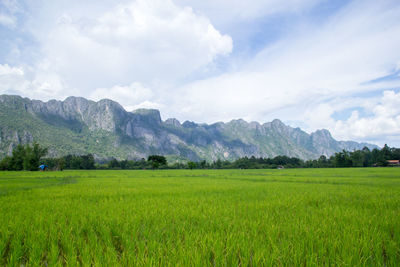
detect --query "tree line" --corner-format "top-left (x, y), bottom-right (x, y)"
top-left (0, 143), bottom-right (48, 171)
top-left (1, 143), bottom-right (399, 171)
top-left (304, 145), bottom-right (400, 168)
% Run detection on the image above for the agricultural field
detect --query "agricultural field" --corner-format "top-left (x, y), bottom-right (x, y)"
top-left (0, 168), bottom-right (399, 266)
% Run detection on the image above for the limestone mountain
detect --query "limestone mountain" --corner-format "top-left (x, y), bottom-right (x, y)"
top-left (0, 95), bottom-right (378, 161)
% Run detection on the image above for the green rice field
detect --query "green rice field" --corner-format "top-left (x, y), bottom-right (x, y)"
top-left (0, 168), bottom-right (399, 266)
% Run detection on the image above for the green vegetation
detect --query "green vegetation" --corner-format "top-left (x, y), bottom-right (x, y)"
top-left (147, 155), bottom-right (167, 169)
top-left (0, 168), bottom-right (399, 266)
top-left (0, 143), bottom-right (47, 171)
top-left (1, 144), bottom-right (399, 171)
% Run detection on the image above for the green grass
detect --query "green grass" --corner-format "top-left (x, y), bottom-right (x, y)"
top-left (0, 168), bottom-right (399, 266)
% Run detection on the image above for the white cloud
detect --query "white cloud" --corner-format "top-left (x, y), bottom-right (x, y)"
top-left (27, 0), bottom-right (232, 93)
top-left (0, 64), bottom-right (27, 95)
top-left (332, 91), bottom-right (400, 144)
top-left (91, 82), bottom-right (154, 110)
top-left (0, 0), bottom-right (22, 28)
top-left (0, 63), bottom-right (69, 100)
top-left (91, 82), bottom-right (164, 112)
top-left (1, 0), bottom-right (21, 13)
top-left (0, 64), bottom-right (23, 75)
top-left (175, 0), bottom-right (318, 26)
top-left (0, 13), bottom-right (16, 27)
top-left (129, 100), bottom-right (164, 112)
top-left (163, 1), bottom-right (400, 143)
top-left (2, 0), bottom-right (400, 147)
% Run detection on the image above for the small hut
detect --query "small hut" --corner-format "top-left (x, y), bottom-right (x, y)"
top-left (387, 160), bottom-right (400, 166)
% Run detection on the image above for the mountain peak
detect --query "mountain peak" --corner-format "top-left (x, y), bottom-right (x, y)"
top-left (165, 118), bottom-right (181, 127)
top-left (271, 119), bottom-right (284, 125)
top-left (0, 94), bottom-right (379, 160)
top-left (64, 96), bottom-right (90, 102)
top-left (312, 129), bottom-right (333, 138)
top-left (229, 119), bottom-right (247, 124)
top-left (132, 108), bottom-right (160, 115)
top-left (131, 108), bottom-right (162, 125)
top-left (182, 121), bottom-right (198, 128)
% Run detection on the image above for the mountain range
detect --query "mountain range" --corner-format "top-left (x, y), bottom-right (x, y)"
top-left (0, 94), bottom-right (378, 161)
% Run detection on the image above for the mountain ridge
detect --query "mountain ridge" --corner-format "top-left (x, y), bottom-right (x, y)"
top-left (0, 94), bottom-right (378, 161)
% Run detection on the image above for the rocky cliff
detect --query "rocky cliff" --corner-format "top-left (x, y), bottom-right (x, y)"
top-left (0, 95), bottom-right (378, 161)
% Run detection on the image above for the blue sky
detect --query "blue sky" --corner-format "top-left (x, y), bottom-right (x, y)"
top-left (1, 0), bottom-right (400, 147)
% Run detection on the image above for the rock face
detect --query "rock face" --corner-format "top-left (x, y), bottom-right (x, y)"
top-left (0, 94), bottom-right (378, 160)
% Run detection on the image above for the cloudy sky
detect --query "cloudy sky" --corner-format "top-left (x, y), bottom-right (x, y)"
top-left (1, 0), bottom-right (400, 147)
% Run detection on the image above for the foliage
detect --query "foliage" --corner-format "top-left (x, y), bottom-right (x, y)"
top-left (147, 155), bottom-right (167, 169)
top-left (147, 155), bottom-right (167, 165)
top-left (23, 143), bottom-right (49, 171)
top-left (304, 145), bottom-right (400, 169)
top-left (60, 154), bottom-right (96, 170)
top-left (187, 161), bottom-right (196, 169)
top-left (2, 144), bottom-right (400, 171)
top-left (0, 143), bottom-right (47, 171)
top-left (45, 155), bottom-right (92, 170)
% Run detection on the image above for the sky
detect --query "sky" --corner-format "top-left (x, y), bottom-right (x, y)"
top-left (1, 0), bottom-right (400, 147)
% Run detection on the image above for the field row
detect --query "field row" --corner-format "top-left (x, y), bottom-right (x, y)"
top-left (0, 168), bottom-right (399, 266)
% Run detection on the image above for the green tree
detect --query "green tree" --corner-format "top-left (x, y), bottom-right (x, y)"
top-left (71, 156), bottom-right (83, 169)
top-left (381, 144), bottom-right (392, 159)
top-left (187, 161), bottom-right (196, 170)
top-left (151, 161), bottom-right (159, 170)
top-left (317, 155), bottom-right (329, 167)
top-left (334, 150), bottom-right (352, 167)
top-left (108, 158), bottom-right (120, 169)
top-left (362, 147), bottom-right (372, 166)
top-left (81, 154), bottom-right (95, 169)
top-left (0, 143), bottom-right (47, 171)
top-left (199, 160), bottom-right (208, 169)
top-left (147, 155), bottom-right (167, 169)
top-left (147, 155), bottom-right (167, 165)
top-left (56, 158), bottom-right (65, 171)
top-left (350, 150), bottom-right (364, 167)
top-left (23, 143), bottom-right (48, 171)
top-left (392, 148), bottom-right (400, 160)
top-left (0, 156), bottom-right (12, 170)
top-left (10, 144), bottom-right (26, 170)
top-left (214, 159), bottom-right (222, 169)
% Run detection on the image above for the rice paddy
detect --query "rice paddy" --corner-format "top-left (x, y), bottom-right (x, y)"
top-left (0, 168), bottom-right (399, 266)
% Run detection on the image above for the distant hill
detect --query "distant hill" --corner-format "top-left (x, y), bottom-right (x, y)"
top-left (0, 95), bottom-right (378, 161)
